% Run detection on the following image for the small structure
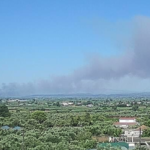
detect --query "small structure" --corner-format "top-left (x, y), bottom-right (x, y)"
top-left (62, 102), bottom-right (69, 106)
top-left (13, 126), bottom-right (22, 131)
top-left (124, 129), bottom-right (141, 137)
top-left (87, 104), bottom-right (93, 107)
top-left (1, 125), bottom-right (10, 130)
top-left (1, 125), bottom-right (22, 130)
top-left (114, 117), bottom-right (137, 128)
top-left (136, 125), bottom-right (149, 131)
top-left (62, 102), bottom-right (74, 106)
top-left (124, 125), bottom-right (149, 137)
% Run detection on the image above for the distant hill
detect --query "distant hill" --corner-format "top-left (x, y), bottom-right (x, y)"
top-left (1, 92), bottom-right (150, 98)
top-left (15, 92), bottom-right (150, 98)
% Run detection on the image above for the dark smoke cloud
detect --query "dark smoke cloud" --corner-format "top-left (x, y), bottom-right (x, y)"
top-left (0, 82), bottom-right (36, 96)
top-left (1, 16), bottom-right (150, 96)
top-left (73, 16), bottom-right (150, 80)
top-left (132, 16), bottom-right (150, 77)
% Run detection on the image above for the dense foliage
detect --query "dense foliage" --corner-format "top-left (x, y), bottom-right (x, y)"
top-left (0, 97), bottom-right (150, 149)
top-left (0, 110), bottom-right (122, 150)
top-left (0, 105), bottom-right (11, 117)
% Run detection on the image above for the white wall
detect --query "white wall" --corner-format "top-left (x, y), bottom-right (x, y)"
top-left (124, 130), bottom-right (142, 137)
top-left (119, 119), bottom-right (136, 123)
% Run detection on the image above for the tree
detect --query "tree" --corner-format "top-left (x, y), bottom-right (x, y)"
top-left (84, 113), bottom-right (91, 124)
top-left (31, 111), bottom-right (47, 123)
top-left (0, 105), bottom-right (11, 117)
top-left (113, 106), bottom-right (117, 111)
top-left (56, 102), bottom-right (60, 107)
top-left (132, 105), bottom-right (139, 111)
top-left (82, 139), bottom-right (97, 149)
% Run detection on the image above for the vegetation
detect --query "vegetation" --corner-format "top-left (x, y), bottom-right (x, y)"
top-left (0, 105), bottom-right (11, 117)
top-left (0, 96), bottom-right (150, 149)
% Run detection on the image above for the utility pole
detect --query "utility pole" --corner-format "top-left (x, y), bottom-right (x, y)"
top-left (139, 127), bottom-right (141, 149)
top-left (22, 129), bottom-right (25, 150)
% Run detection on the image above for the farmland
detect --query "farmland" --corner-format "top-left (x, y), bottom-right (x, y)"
top-left (0, 96), bottom-right (150, 149)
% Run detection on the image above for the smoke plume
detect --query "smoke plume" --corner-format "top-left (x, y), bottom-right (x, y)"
top-left (1, 16), bottom-right (150, 96)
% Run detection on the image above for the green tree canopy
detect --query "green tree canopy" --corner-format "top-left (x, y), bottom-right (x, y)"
top-left (0, 105), bottom-right (10, 117)
top-left (31, 111), bottom-right (47, 123)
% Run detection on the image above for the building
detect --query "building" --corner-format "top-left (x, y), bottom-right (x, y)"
top-left (124, 129), bottom-right (141, 137)
top-left (120, 125), bottom-right (149, 144)
top-left (62, 102), bottom-right (74, 106)
top-left (124, 125), bottom-right (149, 137)
top-left (62, 102), bottom-right (69, 106)
top-left (87, 104), bottom-right (93, 107)
top-left (119, 117), bottom-right (136, 123)
top-left (114, 117), bottom-right (138, 128)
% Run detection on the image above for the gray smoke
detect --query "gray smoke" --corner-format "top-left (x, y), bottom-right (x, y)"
top-left (1, 16), bottom-right (150, 96)
top-left (73, 16), bottom-right (150, 80)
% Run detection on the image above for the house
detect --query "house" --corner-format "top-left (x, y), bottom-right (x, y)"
top-left (137, 125), bottom-right (149, 130)
top-left (137, 101), bottom-right (141, 104)
top-left (123, 125), bottom-right (147, 137)
top-left (124, 129), bottom-right (141, 137)
top-left (126, 104), bottom-right (131, 107)
top-left (62, 102), bottom-right (69, 106)
top-left (68, 102), bottom-right (74, 105)
top-left (114, 117), bottom-right (138, 128)
top-left (87, 104), bottom-right (93, 107)
top-left (62, 102), bottom-right (74, 106)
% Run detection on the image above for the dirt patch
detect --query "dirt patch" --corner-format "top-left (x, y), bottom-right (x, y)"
top-left (92, 136), bottom-right (109, 142)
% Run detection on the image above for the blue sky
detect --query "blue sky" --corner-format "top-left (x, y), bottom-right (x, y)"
top-left (1, 0), bottom-right (150, 95)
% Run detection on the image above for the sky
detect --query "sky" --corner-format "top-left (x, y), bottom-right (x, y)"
top-left (1, 0), bottom-right (150, 96)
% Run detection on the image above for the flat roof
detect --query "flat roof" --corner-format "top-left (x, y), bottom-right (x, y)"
top-left (119, 117), bottom-right (136, 120)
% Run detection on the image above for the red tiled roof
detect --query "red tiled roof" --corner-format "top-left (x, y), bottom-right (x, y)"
top-left (114, 122), bottom-right (137, 125)
top-left (136, 125), bottom-right (149, 131)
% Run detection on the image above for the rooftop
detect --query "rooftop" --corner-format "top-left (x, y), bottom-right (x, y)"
top-left (136, 125), bottom-right (149, 131)
top-left (114, 122), bottom-right (137, 125)
top-left (119, 117), bottom-right (136, 120)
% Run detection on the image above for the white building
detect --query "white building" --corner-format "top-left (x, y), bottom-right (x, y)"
top-left (114, 117), bottom-right (137, 128)
top-left (87, 104), bottom-right (93, 107)
top-left (62, 102), bottom-right (74, 106)
top-left (119, 117), bottom-right (136, 123)
top-left (124, 129), bottom-right (141, 137)
top-left (62, 102), bottom-right (69, 106)
top-left (68, 102), bottom-right (73, 105)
